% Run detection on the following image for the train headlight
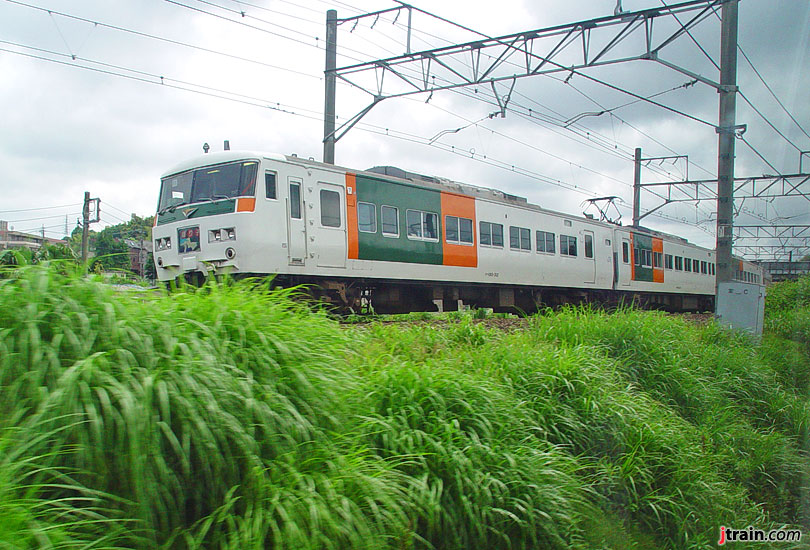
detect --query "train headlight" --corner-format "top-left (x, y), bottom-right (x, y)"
top-left (225, 247), bottom-right (236, 260)
top-left (226, 228), bottom-right (236, 240)
top-left (209, 229), bottom-right (222, 243)
top-left (155, 239), bottom-right (164, 250)
top-left (165, 238), bottom-right (171, 249)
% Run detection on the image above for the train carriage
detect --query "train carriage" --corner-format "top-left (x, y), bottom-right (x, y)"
top-left (152, 150), bottom-right (764, 312)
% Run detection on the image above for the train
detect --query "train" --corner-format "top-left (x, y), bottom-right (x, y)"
top-left (152, 150), bottom-right (765, 313)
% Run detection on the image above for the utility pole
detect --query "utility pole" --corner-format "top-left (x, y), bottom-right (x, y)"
top-left (633, 147), bottom-right (642, 226)
top-left (323, 9), bottom-right (337, 164)
top-left (715, 0), bottom-right (739, 290)
top-left (81, 191), bottom-right (90, 266)
top-left (81, 192), bottom-right (100, 272)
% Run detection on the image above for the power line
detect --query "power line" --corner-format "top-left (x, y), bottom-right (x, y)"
top-left (0, 202), bottom-right (81, 214)
top-left (2, 0), bottom-right (321, 80)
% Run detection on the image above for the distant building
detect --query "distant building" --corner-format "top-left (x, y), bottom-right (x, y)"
top-left (758, 261), bottom-right (810, 282)
top-left (0, 220), bottom-right (65, 250)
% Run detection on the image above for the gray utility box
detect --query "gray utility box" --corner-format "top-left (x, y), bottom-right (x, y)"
top-left (716, 282), bottom-right (766, 336)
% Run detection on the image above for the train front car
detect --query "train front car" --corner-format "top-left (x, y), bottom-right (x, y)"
top-left (152, 151), bottom-right (281, 283)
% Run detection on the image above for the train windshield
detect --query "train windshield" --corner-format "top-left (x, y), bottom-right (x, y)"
top-left (158, 160), bottom-right (258, 211)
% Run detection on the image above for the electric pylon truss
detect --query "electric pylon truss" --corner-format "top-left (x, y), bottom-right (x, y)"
top-left (328, 0), bottom-right (725, 143)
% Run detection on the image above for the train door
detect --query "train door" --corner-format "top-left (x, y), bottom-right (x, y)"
top-left (583, 230), bottom-right (596, 284)
top-left (286, 176), bottom-right (307, 265)
top-left (619, 237), bottom-right (631, 286)
top-left (310, 182), bottom-right (347, 268)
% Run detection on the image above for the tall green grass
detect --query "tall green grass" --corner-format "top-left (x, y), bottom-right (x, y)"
top-left (1, 266), bottom-right (807, 549)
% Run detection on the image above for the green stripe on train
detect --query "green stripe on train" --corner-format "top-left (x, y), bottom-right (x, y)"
top-left (156, 199), bottom-right (236, 225)
top-left (633, 232), bottom-right (654, 282)
top-left (355, 175), bottom-right (443, 265)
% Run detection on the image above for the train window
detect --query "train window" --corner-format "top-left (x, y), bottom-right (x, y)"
top-left (653, 251), bottom-right (662, 268)
top-left (381, 206), bottom-right (399, 237)
top-left (536, 230), bottom-right (555, 254)
top-left (711, 263), bottom-right (715, 275)
top-left (701, 261), bottom-right (707, 274)
top-left (265, 172), bottom-right (277, 199)
top-left (406, 210), bottom-right (439, 241)
top-left (358, 202), bottom-right (376, 233)
top-left (640, 250), bottom-right (652, 268)
top-left (560, 234), bottom-right (577, 257)
top-left (509, 226), bottom-right (530, 251)
top-left (479, 221), bottom-right (504, 248)
top-left (446, 216), bottom-right (459, 242)
top-left (459, 218), bottom-right (473, 244)
top-left (675, 256), bottom-right (683, 270)
top-left (684, 258), bottom-right (691, 272)
top-left (584, 234), bottom-right (594, 258)
top-left (633, 247), bottom-right (641, 266)
top-left (665, 254), bottom-right (673, 270)
top-left (622, 242), bottom-right (629, 263)
top-left (320, 190), bottom-right (341, 228)
top-left (407, 210), bottom-right (422, 238)
top-left (424, 213), bottom-right (438, 240)
top-left (446, 216), bottom-right (473, 245)
top-left (289, 182), bottom-right (301, 219)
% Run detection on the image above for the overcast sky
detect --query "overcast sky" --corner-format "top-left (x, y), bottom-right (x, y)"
top-left (1, 0), bottom-right (808, 255)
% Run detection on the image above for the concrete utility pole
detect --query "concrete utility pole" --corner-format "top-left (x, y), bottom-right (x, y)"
top-left (715, 0), bottom-right (739, 289)
top-left (81, 192), bottom-right (100, 272)
top-left (633, 147), bottom-right (642, 226)
top-left (323, 9), bottom-right (337, 164)
top-left (81, 191), bottom-right (91, 266)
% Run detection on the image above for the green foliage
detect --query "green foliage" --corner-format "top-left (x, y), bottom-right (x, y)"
top-left (1, 266), bottom-right (807, 549)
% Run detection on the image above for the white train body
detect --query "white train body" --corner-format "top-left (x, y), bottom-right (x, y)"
top-left (152, 151), bottom-right (764, 311)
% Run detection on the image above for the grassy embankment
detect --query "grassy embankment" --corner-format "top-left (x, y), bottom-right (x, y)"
top-left (0, 265), bottom-right (808, 549)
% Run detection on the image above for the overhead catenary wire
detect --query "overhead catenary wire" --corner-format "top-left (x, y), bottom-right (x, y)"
top-left (2, 0), bottom-right (321, 81)
top-left (0, 202), bottom-right (82, 214)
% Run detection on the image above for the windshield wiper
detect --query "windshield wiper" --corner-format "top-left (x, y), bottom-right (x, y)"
top-left (158, 201), bottom-right (189, 215)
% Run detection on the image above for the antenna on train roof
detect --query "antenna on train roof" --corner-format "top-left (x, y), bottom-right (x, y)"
top-left (224, 140), bottom-right (230, 151)
top-left (203, 142), bottom-right (210, 154)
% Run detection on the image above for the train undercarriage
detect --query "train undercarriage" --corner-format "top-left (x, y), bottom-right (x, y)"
top-left (268, 275), bottom-right (715, 314)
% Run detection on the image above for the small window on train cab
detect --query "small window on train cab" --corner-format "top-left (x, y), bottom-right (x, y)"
top-left (381, 205), bottom-right (399, 237)
top-left (584, 234), bottom-right (594, 259)
top-left (358, 202), bottom-right (376, 233)
top-left (265, 172), bottom-right (277, 199)
top-left (622, 242), bottom-right (629, 263)
top-left (289, 182), bottom-right (302, 219)
top-left (320, 189), bottom-right (341, 228)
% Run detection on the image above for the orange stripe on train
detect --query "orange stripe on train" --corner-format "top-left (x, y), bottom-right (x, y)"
top-left (440, 191), bottom-right (477, 268)
top-left (345, 173), bottom-right (359, 260)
